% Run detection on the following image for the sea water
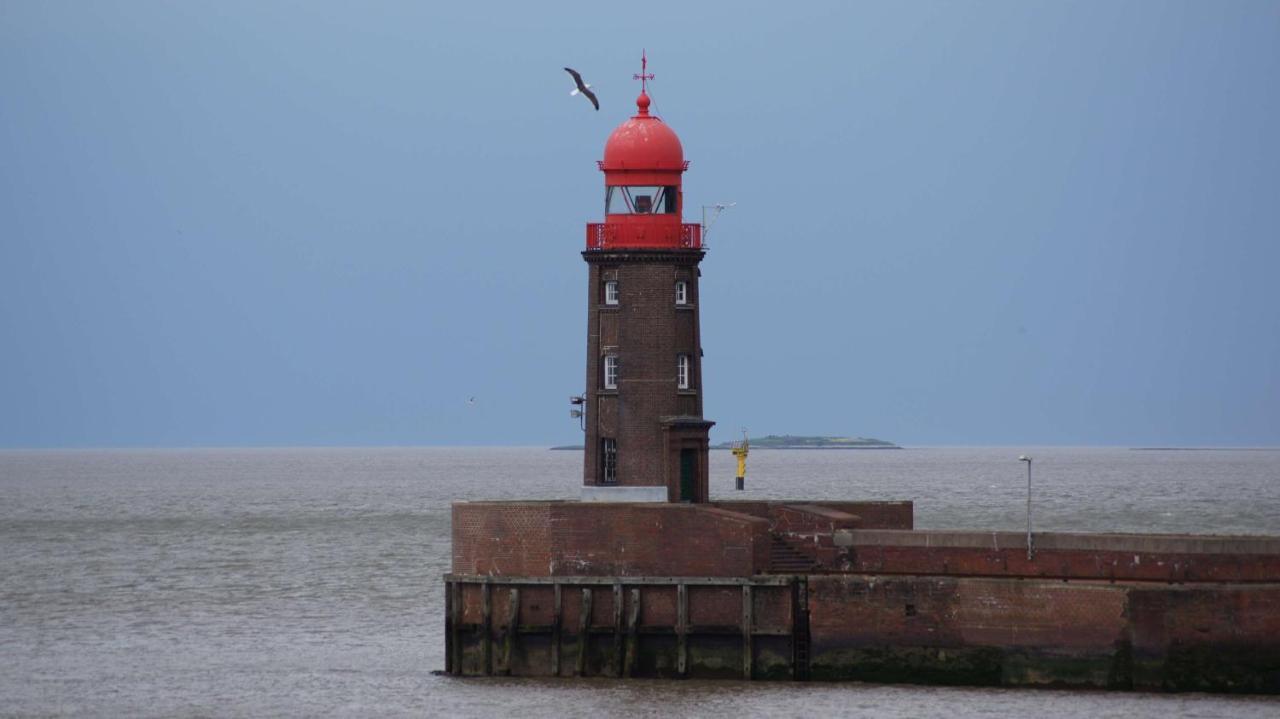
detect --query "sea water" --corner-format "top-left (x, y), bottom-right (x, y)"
top-left (2, 446), bottom-right (1278, 717)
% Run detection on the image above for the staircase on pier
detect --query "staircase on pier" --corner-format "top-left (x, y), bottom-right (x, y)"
top-left (768, 535), bottom-right (821, 574)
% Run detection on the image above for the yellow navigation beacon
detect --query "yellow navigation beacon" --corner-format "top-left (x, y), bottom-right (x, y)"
top-left (731, 429), bottom-right (749, 491)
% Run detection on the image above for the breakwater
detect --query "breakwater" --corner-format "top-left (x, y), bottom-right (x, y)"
top-left (449, 499), bottom-right (1280, 692)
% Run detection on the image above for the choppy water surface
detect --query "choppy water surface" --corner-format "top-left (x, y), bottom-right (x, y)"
top-left (2, 446), bottom-right (1278, 717)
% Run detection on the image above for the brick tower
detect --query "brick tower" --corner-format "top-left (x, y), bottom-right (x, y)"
top-left (581, 56), bottom-right (713, 503)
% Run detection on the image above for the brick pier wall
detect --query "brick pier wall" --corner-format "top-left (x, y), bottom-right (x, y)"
top-left (830, 530), bottom-right (1280, 583)
top-left (453, 501), bottom-right (769, 577)
top-left (712, 500), bottom-right (913, 530)
top-left (447, 501), bottom-right (1280, 691)
top-left (445, 572), bottom-right (1280, 691)
top-left (452, 500), bottom-right (914, 578)
top-left (807, 575), bottom-right (1280, 692)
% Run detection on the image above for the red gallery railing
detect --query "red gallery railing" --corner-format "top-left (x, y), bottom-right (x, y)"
top-left (585, 223), bottom-right (702, 250)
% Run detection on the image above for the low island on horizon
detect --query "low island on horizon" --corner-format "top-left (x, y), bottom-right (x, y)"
top-left (550, 435), bottom-right (902, 451)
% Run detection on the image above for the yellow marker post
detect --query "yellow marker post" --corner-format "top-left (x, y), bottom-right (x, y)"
top-left (731, 431), bottom-right (749, 491)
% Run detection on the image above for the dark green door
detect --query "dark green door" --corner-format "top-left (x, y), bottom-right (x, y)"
top-left (679, 449), bottom-right (696, 502)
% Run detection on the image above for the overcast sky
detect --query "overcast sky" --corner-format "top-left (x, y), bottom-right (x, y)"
top-left (2, 1), bottom-right (1278, 448)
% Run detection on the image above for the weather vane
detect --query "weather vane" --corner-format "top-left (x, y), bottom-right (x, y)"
top-left (633, 50), bottom-right (654, 94)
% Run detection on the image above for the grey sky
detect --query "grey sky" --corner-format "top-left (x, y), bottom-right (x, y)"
top-left (2, 1), bottom-right (1277, 447)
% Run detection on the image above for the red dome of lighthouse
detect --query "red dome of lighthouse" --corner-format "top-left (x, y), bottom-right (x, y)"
top-left (601, 92), bottom-right (685, 171)
top-left (586, 56), bottom-right (700, 252)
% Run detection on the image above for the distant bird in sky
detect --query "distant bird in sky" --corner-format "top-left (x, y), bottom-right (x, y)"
top-left (468, 397), bottom-right (476, 406)
top-left (564, 67), bottom-right (599, 111)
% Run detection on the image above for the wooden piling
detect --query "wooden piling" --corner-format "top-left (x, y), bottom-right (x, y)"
top-left (450, 581), bottom-right (462, 675)
top-left (624, 587), bottom-right (640, 677)
top-left (503, 587), bottom-right (519, 675)
top-left (480, 582), bottom-right (492, 675)
top-left (576, 587), bottom-right (592, 676)
top-left (442, 574), bottom-right (794, 679)
top-left (444, 580), bottom-right (454, 675)
top-left (742, 584), bottom-right (753, 680)
top-left (677, 583), bottom-right (688, 677)
top-left (792, 578), bottom-right (810, 681)
top-left (551, 583), bottom-right (562, 676)
top-left (612, 583), bottom-right (624, 677)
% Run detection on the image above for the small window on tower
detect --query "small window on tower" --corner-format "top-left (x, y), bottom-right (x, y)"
top-left (677, 354), bottom-right (691, 389)
top-left (675, 281), bottom-right (688, 305)
top-left (604, 354), bottom-right (619, 389)
top-left (601, 438), bottom-right (618, 484)
top-left (604, 281), bottom-right (619, 305)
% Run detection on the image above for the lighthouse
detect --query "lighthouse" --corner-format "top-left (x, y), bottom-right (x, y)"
top-left (448, 56), bottom-right (1280, 692)
top-left (580, 56), bottom-right (714, 502)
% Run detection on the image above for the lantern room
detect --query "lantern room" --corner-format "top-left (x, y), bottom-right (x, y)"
top-left (586, 90), bottom-right (702, 250)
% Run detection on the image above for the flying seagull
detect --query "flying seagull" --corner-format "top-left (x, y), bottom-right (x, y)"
top-left (564, 67), bottom-right (599, 111)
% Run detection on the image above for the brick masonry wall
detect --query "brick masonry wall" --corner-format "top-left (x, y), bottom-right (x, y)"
top-left (452, 501), bottom-right (769, 577)
top-left (837, 530), bottom-right (1280, 583)
top-left (582, 250), bottom-right (707, 489)
top-left (818, 501), bottom-right (914, 529)
top-left (454, 502), bottom-right (1277, 583)
top-left (452, 502), bottom-right (553, 577)
top-left (711, 501), bottom-right (914, 530)
top-left (1130, 585), bottom-right (1280, 647)
top-left (809, 575), bottom-right (1128, 652)
top-left (773, 505), bottom-right (861, 537)
top-left (807, 575), bottom-right (1280, 691)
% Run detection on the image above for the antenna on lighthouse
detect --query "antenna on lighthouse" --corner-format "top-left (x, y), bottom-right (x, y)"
top-left (701, 202), bottom-right (737, 245)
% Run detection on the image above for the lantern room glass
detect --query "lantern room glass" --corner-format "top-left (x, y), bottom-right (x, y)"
top-left (606, 186), bottom-right (677, 215)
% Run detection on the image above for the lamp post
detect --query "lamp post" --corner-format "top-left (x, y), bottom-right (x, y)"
top-left (1019, 455), bottom-right (1033, 560)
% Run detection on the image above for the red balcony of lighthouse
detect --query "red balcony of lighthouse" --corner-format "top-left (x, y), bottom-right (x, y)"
top-left (585, 84), bottom-right (699, 251)
top-left (586, 222), bottom-right (701, 250)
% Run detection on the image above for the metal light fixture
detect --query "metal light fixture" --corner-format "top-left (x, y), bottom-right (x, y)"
top-left (569, 395), bottom-right (586, 432)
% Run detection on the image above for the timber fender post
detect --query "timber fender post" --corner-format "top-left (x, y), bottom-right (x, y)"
top-left (612, 583), bottom-right (624, 677)
top-left (444, 579), bottom-right (454, 675)
top-left (576, 588), bottom-right (591, 677)
top-left (676, 583), bottom-right (688, 678)
top-left (444, 575), bottom-right (798, 680)
top-left (742, 584), bottom-right (753, 680)
top-left (503, 587), bottom-right (519, 675)
top-left (551, 584), bottom-right (562, 676)
top-left (480, 583), bottom-right (492, 675)
top-left (624, 587), bottom-right (640, 677)
top-left (792, 577), bottom-right (811, 681)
